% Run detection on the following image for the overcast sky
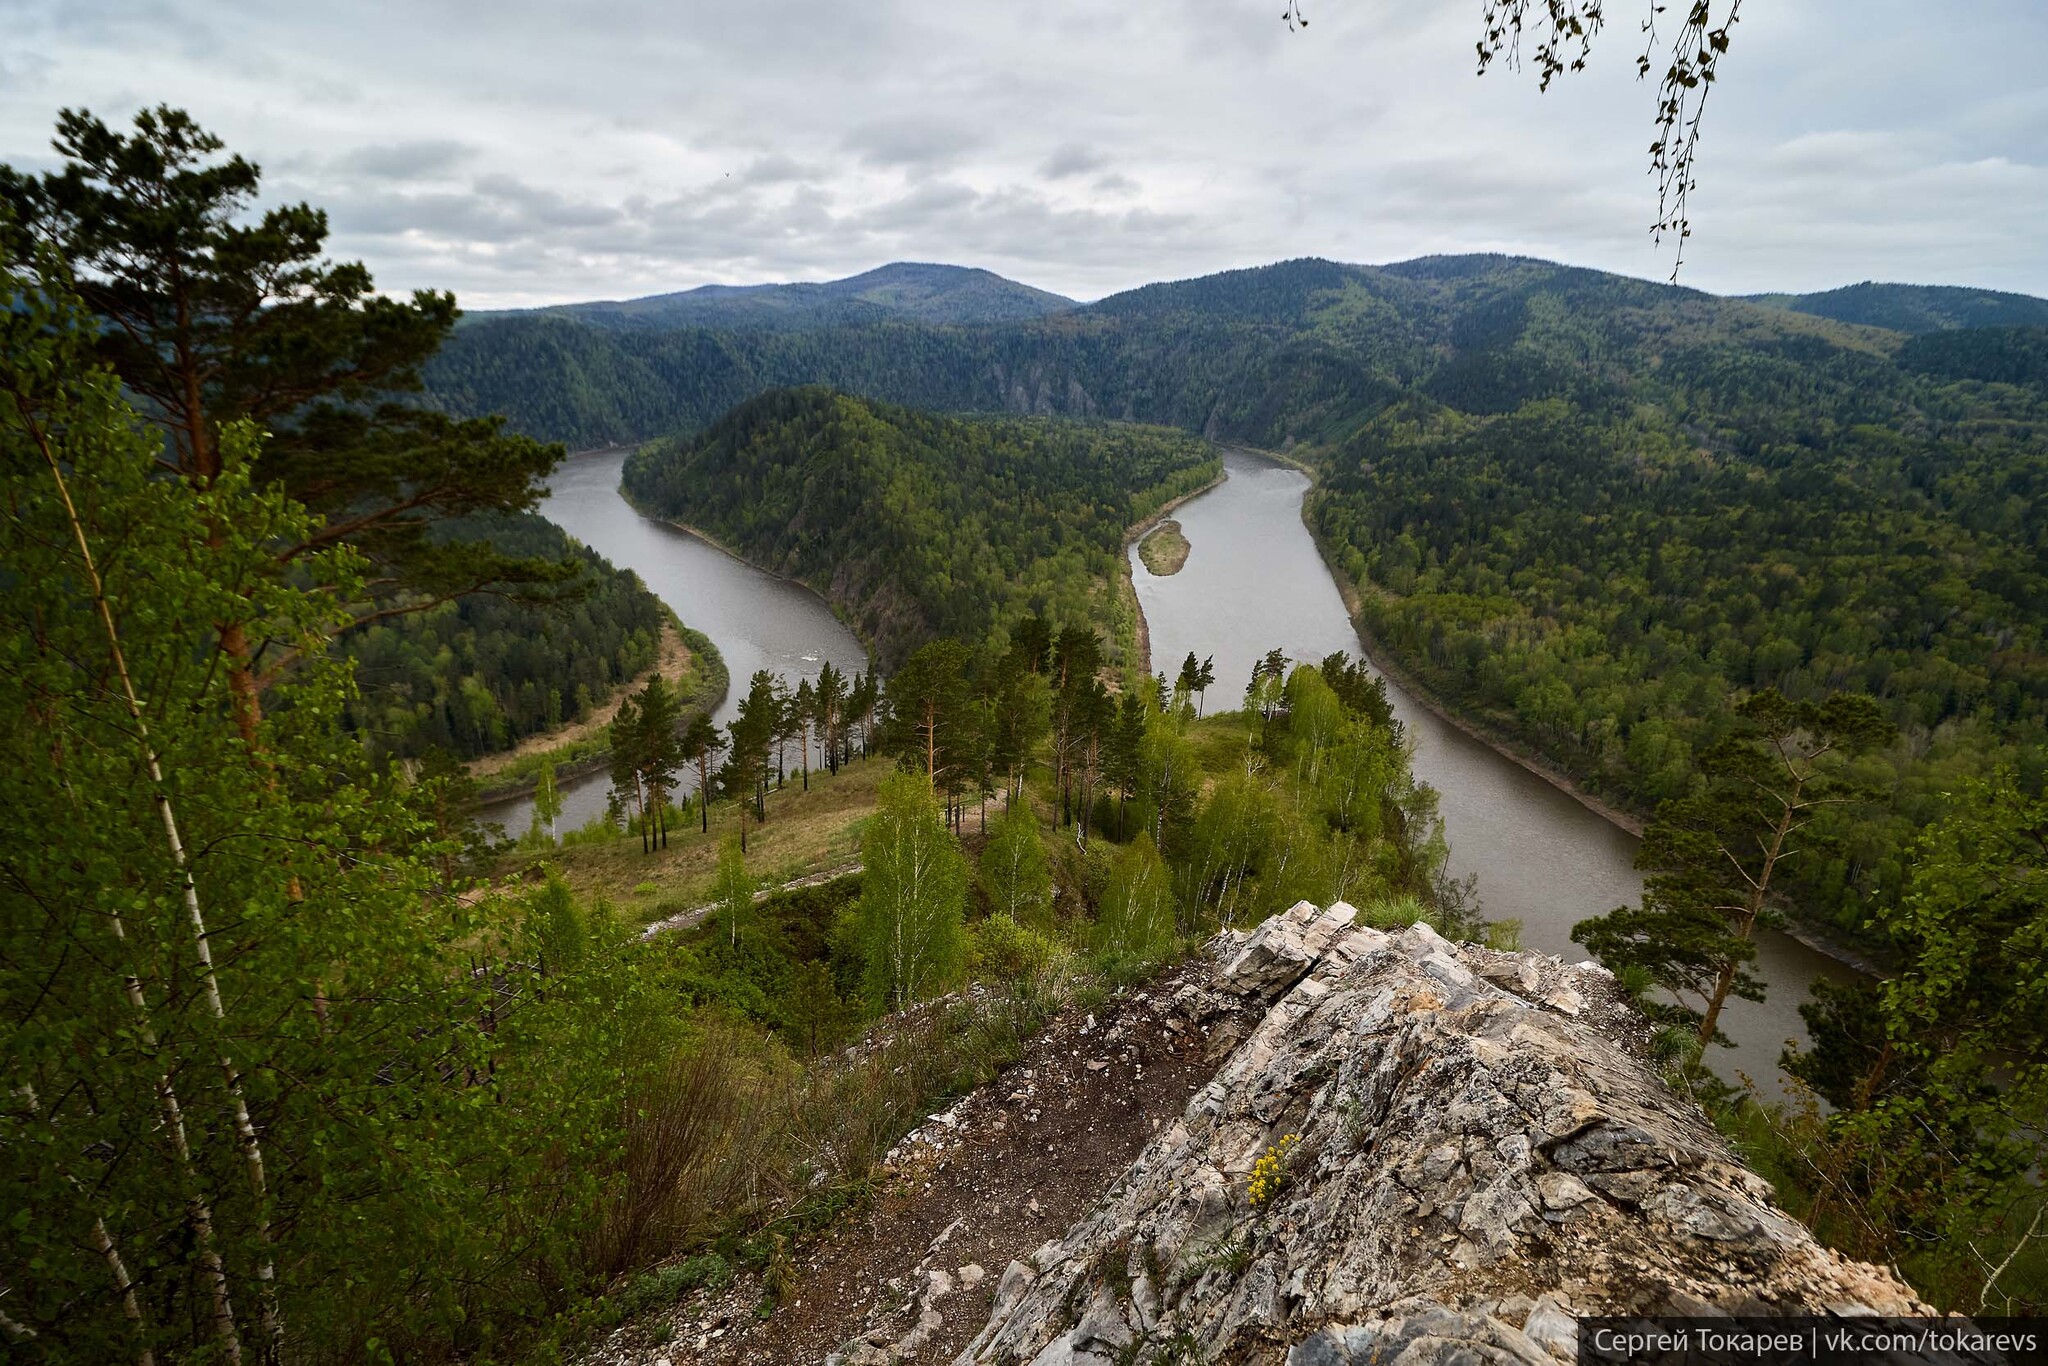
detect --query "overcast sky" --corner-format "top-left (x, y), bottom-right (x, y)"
top-left (3, 0), bottom-right (2044, 309)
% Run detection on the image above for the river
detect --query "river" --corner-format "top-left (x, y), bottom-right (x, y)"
top-left (482, 448), bottom-right (869, 834)
top-left (502, 445), bottom-right (1848, 1095)
top-left (1130, 448), bottom-right (1859, 1097)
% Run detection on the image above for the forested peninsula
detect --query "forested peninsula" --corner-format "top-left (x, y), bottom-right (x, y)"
top-left (339, 512), bottom-right (676, 760)
top-left (621, 387), bottom-right (1218, 668)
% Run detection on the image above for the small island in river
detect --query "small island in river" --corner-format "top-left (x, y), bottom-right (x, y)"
top-left (1138, 518), bottom-right (1191, 575)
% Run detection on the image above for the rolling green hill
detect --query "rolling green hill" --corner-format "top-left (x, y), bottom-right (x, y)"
top-left (1744, 280), bottom-right (2048, 334)
top-left (474, 261), bottom-right (1075, 333)
top-left (620, 387), bottom-right (1218, 666)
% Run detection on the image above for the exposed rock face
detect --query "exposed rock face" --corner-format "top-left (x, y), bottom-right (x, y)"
top-left (953, 902), bottom-right (1925, 1366)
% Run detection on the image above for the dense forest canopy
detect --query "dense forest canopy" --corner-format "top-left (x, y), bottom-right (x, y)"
top-left (339, 513), bottom-right (668, 760)
top-left (621, 387), bottom-right (1219, 668)
top-left (1743, 281), bottom-right (2048, 335)
top-left (423, 254), bottom-right (1960, 452)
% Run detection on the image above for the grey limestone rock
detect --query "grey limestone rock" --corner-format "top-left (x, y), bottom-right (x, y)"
top-left (951, 901), bottom-right (1925, 1365)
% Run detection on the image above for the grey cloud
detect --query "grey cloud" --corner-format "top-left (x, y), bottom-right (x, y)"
top-left (1041, 143), bottom-right (1106, 179)
top-left (842, 117), bottom-right (980, 169)
top-left (733, 154), bottom-right (822, 187)
top-left (4, 0), bottom-right (2043, 304)
top-left (471, 173), bottom-right (624, 229)
top-left (336, 139), bottom-right (473, 180)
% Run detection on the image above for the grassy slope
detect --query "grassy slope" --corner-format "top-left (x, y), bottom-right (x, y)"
top-left (526, 757), bottom-right (886, 922)
top-left (522, 709), bottom-right (1268, 926)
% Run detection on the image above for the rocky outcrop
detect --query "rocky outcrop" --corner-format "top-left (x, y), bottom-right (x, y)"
top-left (953, 901), bottom-right (1925, 1366)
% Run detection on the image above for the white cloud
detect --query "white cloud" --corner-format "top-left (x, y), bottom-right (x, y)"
top-left (0, 0), bottom-right (2041, 306)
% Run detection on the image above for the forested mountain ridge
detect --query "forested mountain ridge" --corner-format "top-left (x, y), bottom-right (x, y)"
top-left (472, 261), bottom-right (1075, 332)
top-left (1744, 280), bottom-right (2048, 334)
top-left (621, 388), bottom-right (1218, 667)
top-left (423, 253), bottom-right (1922, 452)
top-left (473, 251), bottom-right (2048, 955)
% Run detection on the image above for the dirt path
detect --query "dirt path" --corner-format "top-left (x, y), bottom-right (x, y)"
top-left (581, 965), bottom-right (1242, 1366)
top-left (469, 621), bottom-right (694, 782)
top-left (635, 862), bottom-right (863, 940)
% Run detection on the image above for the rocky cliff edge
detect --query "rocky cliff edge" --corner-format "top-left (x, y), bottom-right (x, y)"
top-left (951, 900), bottom-right (1926, 1366)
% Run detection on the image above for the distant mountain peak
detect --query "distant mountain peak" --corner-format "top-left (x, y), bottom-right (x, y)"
top-left (499, 261), bottom-right (1075, 331)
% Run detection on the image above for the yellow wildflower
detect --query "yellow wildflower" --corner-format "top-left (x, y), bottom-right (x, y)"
top-left (1247, 1132), bottom-right (1300, 1208)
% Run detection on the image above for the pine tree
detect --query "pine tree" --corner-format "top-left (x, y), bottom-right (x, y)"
top-left (814, 661), bottom-right (847, 775)
top-left (1574, 689), bottom-right (1895, 1046)
top-left (1, 107), bottom-right (568, 742)
top-left (680, 712), bottom-right (725, 833)
top-left (793, 676), bottom-right (817, 791)
top-left (1175, 651), bottom-right (1201, 713)
top-left (609, 695), bottom-right (650, 852)
top-left (883, 640), bottom-right (971, 791)
top-left (635, 676), bottom-right (685, 850)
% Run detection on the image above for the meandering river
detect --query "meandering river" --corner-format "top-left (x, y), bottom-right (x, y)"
top-left (1130, 448), bottom-right (1858, 1096)
top-left (499, 444), bottom-right (1847, 1095)
top-left (481, 448), bottom-right (868, 834)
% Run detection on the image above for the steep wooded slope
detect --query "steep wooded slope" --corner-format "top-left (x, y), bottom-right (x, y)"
top-left (620, 387), bottom-right (1218, 666)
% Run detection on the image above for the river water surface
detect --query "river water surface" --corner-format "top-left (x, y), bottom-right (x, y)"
top-left (483, 449), bottom-right (868, 833)
top-left (1131, 449), bottom-right (1857, 1096)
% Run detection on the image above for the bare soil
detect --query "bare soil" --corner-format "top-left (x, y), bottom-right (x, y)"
top-left (582, 963), bottom-right (1247, 1366)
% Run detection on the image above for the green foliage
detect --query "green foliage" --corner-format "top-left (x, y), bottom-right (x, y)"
top-left (533, 758), bottom-right (565, 841)
top-left (0, 105), bottom-right (569, 613)
top-left (1092, 832), bottom-right (1176, 966)
top-left (1751, 282), bottom-right (2048, 334)
top-left (1574, 690), bottom-right (1897, 1045)
top-left (1898, 325), bottom-right (2048, 391)
top-left (711, 838), bottom-right (759, 949)
top-left (1315, 387), bottom-right (2046, 950)
top-left (341, 513), bottom-right (667, 759)
top-left (0, 259), bottom-right (691, 1360)
top-left (1763, 771), bottom-right (2048, 1311)
top-left (856, 773), bottom-right (970, 1010)
top-left (980, 792), bottom-right (1054, 929)
top-left (622, 387), bottom-right (1218, 667)
top-left (532, 870), bottom-right (592, 970)
top-left (970, 913), bottom-right (1076, 989)
top-left (1162, 660), bottom-right (1455, 931)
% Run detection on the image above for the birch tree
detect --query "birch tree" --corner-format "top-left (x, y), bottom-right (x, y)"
top-left (857, 774), bottom-right (968, 1011)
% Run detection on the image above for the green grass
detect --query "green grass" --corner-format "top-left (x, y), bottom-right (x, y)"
top-left (515, 757), bottom-right (887, 922)
top-left (1138, 520), bottom-right (1191, 575)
